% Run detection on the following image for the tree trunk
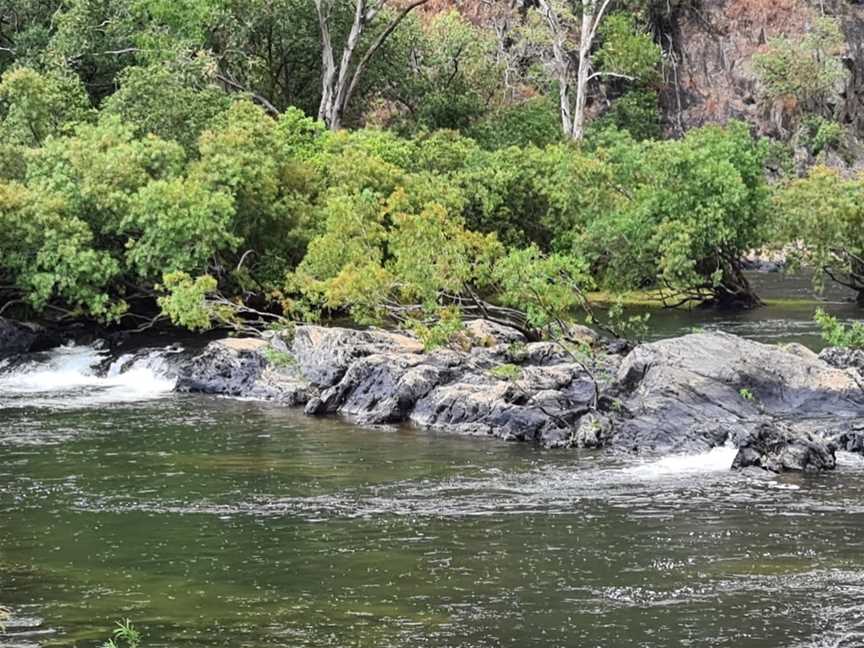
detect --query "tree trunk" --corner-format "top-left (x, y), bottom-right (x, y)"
top-left (571, 2), bottom-right (594, 140)
top-left (713, 260), bottom-right (763, 310)
top-left (315, 0), bottom-right (430, 130)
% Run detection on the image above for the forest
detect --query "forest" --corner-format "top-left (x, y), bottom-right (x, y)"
top-left (1, 0), bottom-right (863, 341)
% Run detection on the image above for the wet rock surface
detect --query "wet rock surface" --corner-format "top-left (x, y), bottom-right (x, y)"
top-left (732, 421), bottom-right (837, 473)
top-left (175, 324), bottom-right (864, 471)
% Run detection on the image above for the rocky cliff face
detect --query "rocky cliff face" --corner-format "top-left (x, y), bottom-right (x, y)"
top-left (663, 0), bottom-right (864, 140)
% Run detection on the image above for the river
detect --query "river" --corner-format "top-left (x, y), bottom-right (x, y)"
top-left (2, 273), bottom-right (864, 647)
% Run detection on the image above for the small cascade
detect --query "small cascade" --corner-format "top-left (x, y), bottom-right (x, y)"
top-left (0, 342), bottom-right (181, 408)
top-left (624, 442), bottom-right (739, 479)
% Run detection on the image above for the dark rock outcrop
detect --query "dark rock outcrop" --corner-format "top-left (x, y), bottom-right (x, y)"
top-left (175, 324), bottom-right (864, 471)
top-left (0, 318), bottom-right (40, 360)
top-left (732, 421), bottom-right (837, 472)
top-left (611, 331), bottom-right (864, 454)
top-left (176, 338), bottom-right (311, 404)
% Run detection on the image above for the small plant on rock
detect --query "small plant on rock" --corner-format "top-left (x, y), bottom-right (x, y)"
top-left (489, 363), bottom-right (523, 382)
top-left (262, 347), bottom-right (295, 368)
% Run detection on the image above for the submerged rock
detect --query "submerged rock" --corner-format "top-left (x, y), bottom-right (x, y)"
top-left (732, 422), bottom-right (836, 473)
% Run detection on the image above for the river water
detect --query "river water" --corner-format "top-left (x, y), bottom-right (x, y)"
top-left (3, 274), bottom-right (864, 647)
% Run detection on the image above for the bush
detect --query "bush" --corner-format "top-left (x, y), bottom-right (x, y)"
top-left (815, 308), bottom-right (864, 349)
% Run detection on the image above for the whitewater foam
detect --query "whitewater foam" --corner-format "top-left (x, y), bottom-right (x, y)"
top-left (624, 444), bottom-right (739, 479)
top-left (0, 343), bottom-right (177, 407)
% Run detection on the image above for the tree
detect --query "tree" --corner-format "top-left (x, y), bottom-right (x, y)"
top-left (376, 10), bottom-right (503, 132)
top-left (526, 2), bottom-right (660, 140)
top-left (579, 122), bottom-right (771, 307)
top-left (313, 0), bottom-right (431, 130)
top-left (773, 166), bottom-right (864, 303)
top-left (101, 60), bottom-right (230, 152)
top-left (753, 16), bottom-right (847, 133)
top-left (0, 67), bottom-right (91, 146)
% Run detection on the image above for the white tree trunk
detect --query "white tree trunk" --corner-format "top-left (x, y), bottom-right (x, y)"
top-left (315, 0), bottom-right (430, 131)
top-left (538, 0), bottom-right (614, 140)
top-left (572, 1), bottom-right (595, 140)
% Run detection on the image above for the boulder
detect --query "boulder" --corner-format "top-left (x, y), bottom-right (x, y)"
top-left (464, 319), bottom-right (526, 347)
top-left (732, 422), bottom-right (836, 473)
top-left (176, 338), bottom-right (311, 404)
top-left (612, 332), bottom-right (864, 453)
top-left (819, 347), bottom-right (864, 375)
top-left (291, 325), bottom-right (423, 389)
top-left (0, 318), bottom-right (39, 359)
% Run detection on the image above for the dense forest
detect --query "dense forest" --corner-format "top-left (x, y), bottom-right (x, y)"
top-left (1, 0), bottom-right (863, 341)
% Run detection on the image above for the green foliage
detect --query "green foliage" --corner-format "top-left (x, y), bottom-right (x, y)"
top-left (591, 88), bottom-right (661, 141)
top-left (493, 246), bottom-right (593, 330)
top-left (262, 346), bottom-right (295, 368)
top-left (411, 307), bottom-right (464, 351)
top-left (123, 176), bottom-right (238, 278)
top-left (156, 272), bottom-right (221, 331)
top-left (467, 98), bottom-right (562, 150)
top-left (739, 387), bottom-right (755, 402)
top-left (772, 166), bottom-right (864, 297)
top-left (814, 308), bottom-right (864, 350)
top-left (753, 16), bottom-right (847, 120)
top-left (101, 618), bottom-right (142, 648)
top-left (0, 68), bottom-right (91, 146)
top-left (595, 12), bottom-right (662, 83)
top-left (797, 116), bottom-right (844, 157)
top-left (382, 11), bottom-right (501, 133)
top-left (581, 122), bottom-right (770, 304)
top-left (489, 363), bottom-right (522, 382)
top-left (101, 61), bottom-right (230, 152)
top-left (0, 181), bottom-right (123, 317)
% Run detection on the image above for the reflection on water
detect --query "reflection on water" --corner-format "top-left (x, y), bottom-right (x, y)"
top-left (3, 398), bottom-right (864, 647)
top-left (625, 271), bottom-right (864, 349)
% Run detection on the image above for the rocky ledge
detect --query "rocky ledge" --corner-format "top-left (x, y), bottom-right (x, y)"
top-left (174, 320), bottom-right (864, 473)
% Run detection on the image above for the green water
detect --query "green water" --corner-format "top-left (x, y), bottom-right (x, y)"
top-left (4, 272), bottom-right (864, 647)
top-left (3, 396), bottom-right (864, 647)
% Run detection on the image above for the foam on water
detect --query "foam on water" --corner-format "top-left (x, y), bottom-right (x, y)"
top-left (624, 443), bottom-right (739, 479)
top-left (0, 343), bottom-right (177, 408)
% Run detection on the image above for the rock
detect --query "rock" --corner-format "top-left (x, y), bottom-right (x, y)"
top-left (170, 323), bottom-right (864, 467)
top-left (291, 325), bottom-right (423, 389)
top-left (175, 339), bottom-right (267, 395)
top-left (176, 338), bottom-right (312, 404)
top-left (570, 412), bottom-right (614, 449)
top-left (218, 338), bottom-right (268, 353)
top-left (819, 347), bottom-right (864, 375)
top-left (464, 319), bottom-right (526, 347)
top-left (409, 358), bottom-right (605, 447)
top-left (612, 331), bottom-right (864, 453)
top-left (732, 422), bottom-right (836, 473)
top-left (0, 318), bottom-right (39, 359)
